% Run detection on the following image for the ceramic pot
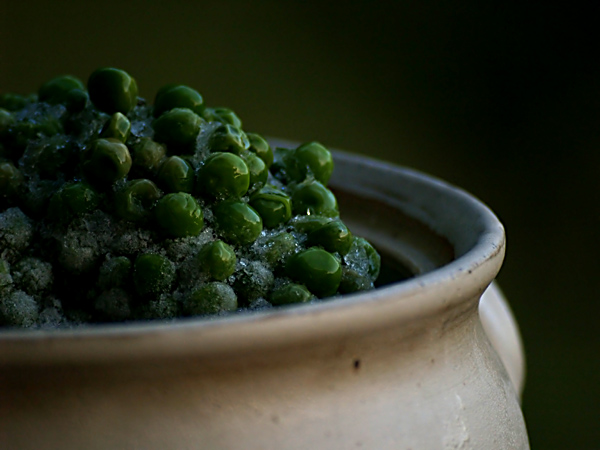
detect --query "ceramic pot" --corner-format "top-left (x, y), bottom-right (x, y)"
top-left (0, 150), bottom-right (528, 449)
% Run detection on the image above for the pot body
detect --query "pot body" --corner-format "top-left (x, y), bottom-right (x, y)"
top-left (0, 151), bottom-right (528, 449)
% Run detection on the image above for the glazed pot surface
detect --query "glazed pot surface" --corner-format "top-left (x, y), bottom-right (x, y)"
top-left (0, 150), bottom-right (528, 449)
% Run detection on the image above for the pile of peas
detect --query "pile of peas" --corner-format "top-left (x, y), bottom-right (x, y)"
top-left (0, 68), bottom-right (380, 328)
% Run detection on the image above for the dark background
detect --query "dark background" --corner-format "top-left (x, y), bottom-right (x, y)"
top-left (2, 1), bottom-right (598, 447)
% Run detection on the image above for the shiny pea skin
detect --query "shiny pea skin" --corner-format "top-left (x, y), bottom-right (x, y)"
top-left (47, 181), bottom-right (99, 223)
top-left (87, 67), bottom-right (138, 114)
top-left (208, 123), bottom-right (249, 154)
top-left (249, 185), bottom-right (292, 228)
top-left (133, 253), bottom-right (175, 297)
top-left (202, 107), bottom-right (242, 128)
top-left (346, 237), bottom-right (381, 282)
top-left (247, 133), bottom-right (273, 168)
top-left (195, 240), bottom-right (237, 281)
top-left (307, 220), bottom-right (352, 255)
top-left (287, 214), bottom-right (330, 234)
top-left (152, 107), bottom-right (203, 150)
top-left (38, 75), bottom-right (84, 105)
top-left (213, 200), bottom-right (262, 246)
top-left (242, 151), bottom-right (268, 192)
top-left (255, 231), bottom-right (297, 267)
top-left (115, 179), bottom-right (162, 222)
top-left (269, 283), bottom-right (313, 305)
top-left (83, 138), bottom-right (132, 185)
top-left (64, 88), bottom-right (88, 113)
top-left (131, 138), bottom-right (166, 174)
top-left (286, 247), bottom-right (342, 298)
top-left (153, 85), bottom-right (204, 117)
top-left (291, 180), bottom-right (338, 217)
top-left (154, 192), bottom-right (204, 238)
top-left (157, 156), bottom-right (195, 193)
top-left (293, 141), bottom-right (334, 185)
top-left (184, 282), bottom-right (237, 315)
top-left (100, 112), bottom-right (131, 143)
top-left (198, 152), bottom-right (249, 200)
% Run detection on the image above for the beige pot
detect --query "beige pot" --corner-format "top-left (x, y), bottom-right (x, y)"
top-left (0, 150), bottom-right (528, 449)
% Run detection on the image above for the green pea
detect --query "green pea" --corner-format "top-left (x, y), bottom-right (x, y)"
top-left (338, 266), bottom-right (372, 294)
top-left (83, 138), bottom-right (132, 185)
top-left (47, 181), bottom-right (99, 223)
top-left (195, 240), bottom-right (237, 281)
top-left (202, 107), bottom-right (242, 128)
top-left (153, 85), bottom-right (204, 117)
top-left (133, 253), bottom-right (175, 297)
top-left (0, 160), bottom-right (23, 199)
top-left (198, 152), bottom-right (249, 200)
top-left (115, 179), bottom-right (162, 222)
top-left (94, 288), bottom-right (132, 322)
top-left (157, 156), bottom-right (195, 193)
top-left (184, 282), bottom-right (237, 315)
top-left (242, 151), bottom-right (268, 192)
top-left (255, 231), bottom-right (297, 267)
top-left (346, 237), bottom-right (381, 282)
top-left (20, 134), bottom-right (73, 178)
top-left (38, 75), bottom-right (84, 105)
top-left (2, 115), bottom-right (63, 157)
top-left (131, 138), bottom-right (166, 174)
top-left (286, 214), bottom-right (330, 234)
top-left (208, 123), bottom-right (249, 154)
top-left (154, 192), bottom-right (204, 238)
top-left (213, 200), bottom-right (262, 246)
top-left (269, 283), bottom-right (313, 305)
top-left (291, 180), bottom-right (338, 217)
top-left (232, 260), bottom-right (274, 304)
top-left (152, 107), bottom-right (203, 150)
top-left (247, 133), bottom-right (273, 168)
top-left (87, 67), bottom-right (138, 114)
top-left (64, 88), bottom-right (88, 113)
top-left (98, 256), bottom-right (132, 290)
top-left (293, 141), bottom-right (334, 185)
top-left (0, 93), bottom-right (30, 111)
top-left (286, 248), bottom-right (342, 298)
top-left (100, 112), bottom-right (131, 143)
top-left (0, 108), bottom-right (15, 133)
top-left (307, 220), bottom-right (352, 255)
top-left (249, 185), bottom-right (292, 228)
top-left (271, 147), bottom-right (297, 182)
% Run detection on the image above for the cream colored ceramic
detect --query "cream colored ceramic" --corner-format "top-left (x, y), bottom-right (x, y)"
top-left (0, 150), bottom-right (528, 449)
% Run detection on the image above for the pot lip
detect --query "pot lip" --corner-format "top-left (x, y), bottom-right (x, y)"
top-left (0, 150), bottom-right (505, 366)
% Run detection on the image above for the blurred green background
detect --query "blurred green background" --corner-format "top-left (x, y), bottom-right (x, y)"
top-left (2, 1), bottom-right (598, 447)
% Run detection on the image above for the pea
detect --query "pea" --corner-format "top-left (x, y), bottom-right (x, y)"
top-left (87, 67), bottom-right (138, 114)
top-left (286, 247), bottom-right (342, 298)
top-left (83, 138), bottom-right (132, 185)
top-left (131, 138), bottom-right (166, 175)
top-left (94, 288), bottom-right (131, 321)
top-left (0, 160), bottom-right (23, 199)
top-left (346, 237), bottom-right (381, 282)
top-left (38, 75), bottom-right (84, 105)
top-left (307, 220), bottom-right (352, 255)
top-left (202, 107), bottom-right (242, 128)
top-left (184, 282), bottom-right (237, 315)
top-left (197, 152), bottom-right (249, 200)
top-left (0, 93), bottom-right (30, 111)
top-left (249, 185), bottom-right (292, 228)
top-left (287, 214), bottom-right (330, 234)
top-left (115, 179), bottom-right (162, 222)
top-left (152, 107), bottom-right (203, 150)
top-left (291, 180), bottom-right (338, 217)
top-left (293, 141), bottom-right (334, 185)
top-left (0, 109), bottom-right (15, 134)
top-left (157, 156), bottom-right (195, 193)
top-left (247, 133), bottom-right (273, 168)
top-left (100, 112), bottom-right (131, 143)
top-left (338, 266), bottom-right (372, 294)
top-left (213, 200), bottom-right (262, 246)
top-left (64, 88), bottom-right (88, 113)
top-left (269, 283), bottom-right (313, 305)
top-left (133, 253), bottom-right (175, 297)
top-left (208, 123), bottom-right (249, 154)
top-left (20, 134), bottom-right (74, 179)
top-left (195, 240), bottom-right (236, 281)
top-left (154, 192), bottom-right (204, 238)
top-left (254, 231), bottom-right (297, 267)
top-left (232, 260), bottom-right (274, 304)
top-left (47, 181), bottom-right (99, 223)
top-left (241, 151), bottom-right (268, 192)
top-left (98, 256), bottom-right (132, 289)
top-left (153, 85), bottom-right (204, 117)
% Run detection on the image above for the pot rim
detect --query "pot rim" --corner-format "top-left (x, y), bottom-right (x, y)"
top-left (0, 150), bottom-right (505, 366)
